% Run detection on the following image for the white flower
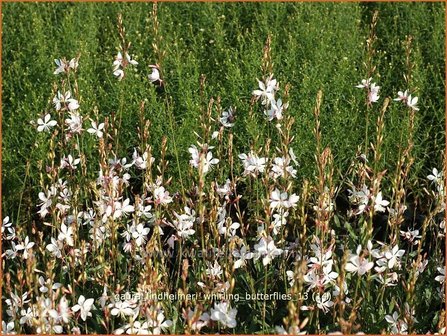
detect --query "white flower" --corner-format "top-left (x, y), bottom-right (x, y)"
top-left (399, 228), bottom-right (421, 245)
top-left (275, 325), bottom-right (306, 335)
top-left (16, 236), bottom-right (35, 259)
top-left (113, 52), bottom-right (138, 81)
top-left (270, 156), bottom-right (296, 179)
top-left (435, 266), bottom-right (445, 284)
top-left (53, 91), bottom-right (79, 112)
top-left (65, 111), bottom-right (83, 134)
top-left (394, 90), bottom-right (409, 102)
top-left (131, 224), bottom-right (150, 247)
top-left (188, 145), bottom-right (219, 174)
top-left (217, 218), bottom-right (239, 237)
top-left (110, 301), bottom-right (134, 317)
top-left (232, 245), bottom-right (254, 269)
top-left (407, 94), bottom-right (419, 111)
top-left (173, 207), bottom-right (196, 238)
top-left (345, 246), bottom-right (374, 276)
top-left (19, 307), bottom-right (33, 325)
top-left (132, 149), bottom-right (154, 170)
top-left (239, 151), bottom-right (267, 177)
top-left (265, 98), bottom-right (288, 121)
top-left (37, 114), bottom-right (57, 132)
top-left (147, 308), bottom-right (173, 334)
top-left (253, 236), bottom-right (283, 266)
top-left (206, 260), bottom-right (222, 279)
top-left (216, 179), bottom-right (232, 198)
top-left (315, 292), bottom-right (334, 313)
top-left (271, 211), bottom-right (288, 235)
top-left (148, 65), bottom-right (160, 83)
top-left (322, 263), bottom-right (339, 284)
top-left (184, 308), bottom-right (210, 331)
top-left (210, 302), bottom-right (237, 328)
top-left (220, 107), bottom-right (235, 127)
top-left (252, 76), bottom-right (277, 105)
top-left (113, 198), bottom-right (135, 219)
top-left (385, 311), bottom-right (408, 334)
top-left (356, 78), bottom-right (379, 104)
top-left (153, 186), bottom-right (172, 205)
top-left (54, 58), bottom-right (78, 74)
top-left (355, 78), bottom-right (372, 88)
top-left (348, 184), bottom-right (370, 215)
top-left (269, 188), bottom-right (299, 209)
top-left (2, 320), bottom-right (15, 334)
top-left (374, 192), bottom-right (389, 213)
top-left (428, 168), bottom-right (442, 184)
top-left (113, 68), bottom-right (124, 80)
top-left (58, 223), bottom-right (74, 246)
top-left (384, 245), bottom-right (405, 269)
top-left (38, 276), bottom-right (61, 294)
top-left (126, 321), bottom-right (149, 334)
top-left (46, 237), bottom-right (63, 258)
top-left (394, 90), bottom-right (419, 111)
top-left (368, 83), bottom-right (380, 104)
top-left (60, 155), bottom-right (81, 170)
top-left (87, 121), bottom-right (104, 138)
top-left (286, 270), bottom-right (295, 286)
top-left (71, 295), bottom-right (94, 321)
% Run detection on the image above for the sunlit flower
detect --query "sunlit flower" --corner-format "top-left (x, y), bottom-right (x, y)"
top-left (110, 301), bottom-right (134, 318)
top-left (184, 308), bottom-right (210, 331)
top-left (46, 237), bottom-right (63, 258)
top-left (435, 266), bottom-right (445, 284)
top-left (399, 228), bottom-right (421, 245)
top-left (269, 188), bottom-right (299, 209)
top-left (72, 295), bottom-right (95, 321)
top-left (58, 223), bottom-right (74, 246)
top-left (60, 155), bottom-right (81, 170)
top-left (275, 325), bottom-right (306, 335)
top-left (374, 192), bottom-right (389, 213)
top-left (2, 321), bottom-right (15, 334)
top-left (253, 236), bottom-right (283, 266)
top-left (355, 78), bottom-right (372, 89)
top-left (239, 152), bottom-right (267, 177)
top-left (252, 77), bottom-right (277, 105)
top-left (345, 245), bottom-right (374, 276)
top-left (189, 145), bottom-right (219, 174)
top-left (153, 186), bottom-right (173, 206)
top-left (232, 245), bottom-right (254, 269)
top-left (54, 58), bottom-right (78, 74)
top-left (315, 292), bottom-right (334, 313)
top-left (131, 224), bottom-right (149, 247)
top-left (271, 211), bottom-right (288, 235)
top-left (173, 207), bottom-right (196, 239)
top-left (394, 90), bottom-right (419, 111)
top-left (37, 114), bottom-right (57, 132)
top-left (356, 78), bottom-right (380, 104)
top-left (368, 83), bottom-right (380, 104)
top-left (113, 51), bottom-right (138, 81)
top-left (265, 98), bottom-right (288, 121)
top-left (210, 302), bottom-right (237, 328)
top-left (65, 111), bottom-right (83, 134)
top-left (16, 236), bottom-right (35, 259)
top-left (270, 156), bottom-right (297, 179)
top-left (87, 121), bottom-right (104, 138)
top-left (148, 65), bottom-right (160, 83)
top-left (385, 245), bottom-right (405, 269)
top-left (428, 168), bottom-right (442, 184)
top-left (53, 91), bottom-right (79, 112)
